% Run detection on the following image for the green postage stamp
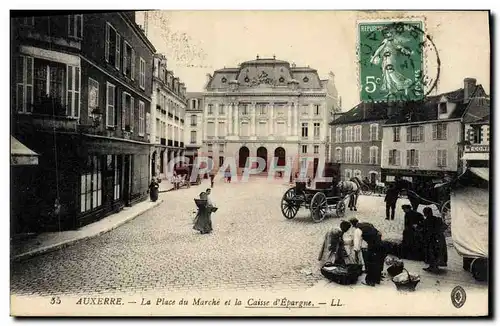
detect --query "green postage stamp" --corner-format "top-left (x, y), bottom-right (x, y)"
top-left (358, 20), bottom-right (425, 102)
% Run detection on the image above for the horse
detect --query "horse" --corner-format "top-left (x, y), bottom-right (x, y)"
top-left (337, 178), bottom-right (361, 210)
top-left (393, 178), bottom-right (450, 212)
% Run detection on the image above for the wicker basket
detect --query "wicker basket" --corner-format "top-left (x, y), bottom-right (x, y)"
top-left (321, 263), bottom-right (363, 285)
top-left (392, 268), bottom-right (420, 291)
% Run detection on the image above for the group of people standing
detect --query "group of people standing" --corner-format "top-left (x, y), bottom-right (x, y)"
top-left (401, 205), bottom-right (448, 274)
top-left (319, 218), bottom-right (387, 286)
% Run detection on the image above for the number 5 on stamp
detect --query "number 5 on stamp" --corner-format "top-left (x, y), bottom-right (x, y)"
top-left (358, 20), bottom-right (425, 102)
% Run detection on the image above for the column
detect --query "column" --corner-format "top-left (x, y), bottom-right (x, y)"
top-left (287, 102), bottom-right (292, 135)
top-left (293, 102), bottom-right (299, 136)
top-left (228, 102), bottom-right (233, 135)
top-left (269, 103), bottom-right (274, 135)
top-left (251, 102), bottom-right (256, 136)
top-left (203, 104), bottom-right (208, 140)
top-left (215, 117), bottom-right (219, 139)
top-left (234, 103), bottom-right (240, 136)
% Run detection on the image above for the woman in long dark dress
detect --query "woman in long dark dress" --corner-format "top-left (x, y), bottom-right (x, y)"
top-left (422, 207), bottom-right (448, 273)
top-left (401, 204), bottom-right (425, 260)
top-left (149, 179), bottom-right (159, 202)
top-left (193, 192), bottom-right (213, 234)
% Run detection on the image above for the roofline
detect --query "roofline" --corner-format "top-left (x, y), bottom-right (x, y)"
top-left (119, 12), bottom-right (156, 53)
top-left (329, 118), bottom-right (387, 126)
top-left (383, 118), bottom-right (462, 127)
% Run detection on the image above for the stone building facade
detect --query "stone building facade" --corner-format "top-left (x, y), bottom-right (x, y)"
top-left (150, 53), bottom-right (187, 179)
top-left (11, 12), bottom-right (155, 233)
top-left (202, 56), bottom-right (340, 176)
top-left (185, 92), bottom-right (204, 165)
top-left (329, 102), bottom-right (387, 183)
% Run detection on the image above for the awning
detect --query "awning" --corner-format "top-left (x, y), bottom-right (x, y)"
top-left (11, 136), bottom-right (39, 166)
top-left (462, 152), bottom-right (489, 161)
top-left (470, 167), bottom-right (489, 182)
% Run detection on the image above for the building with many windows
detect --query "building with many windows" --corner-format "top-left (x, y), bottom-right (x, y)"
top-left (150, 53), bottom-right (187, 179)
top-left (11, 12), bottom-right (155, 234)
top-left (202, 56), bottom-right (340, 176)
top-left (185, 92), bottom-right (204, 165)
top-left (380, 78), bottom-right (487, 184)
top-left (329, 103), bottom-right (387, 183)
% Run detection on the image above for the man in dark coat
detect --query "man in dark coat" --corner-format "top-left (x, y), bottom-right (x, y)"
top-left (384, 183), bottom-right (399, 220)
top-left (351, 220), bottom-right (387, 286)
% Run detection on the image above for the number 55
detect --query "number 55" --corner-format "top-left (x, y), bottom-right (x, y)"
top-left (365, 76), bottom-right (377, 93)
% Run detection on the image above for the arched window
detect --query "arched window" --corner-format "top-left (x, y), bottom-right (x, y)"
top-left (354, 125), bottom-right (362, 141)
top-left (344, 147), bottom-right (352, 163)
top-left (335, 147), bottom-right (342, 162)
top-left (345, 169), bottom-right (352, 180)
top-left (368, 171), bottom-right (378, 184)
top-left (354, 147), bottom-right (362, 163)
top-left (369, 146), bottom-right (379, 164)
top-left (190, 114), bottom-right (197, 126)
top-left (345, 126), bottom-right (353, 142)
top-left (336, 127), bottom-right (343, 143)
top-left (354, 169), bottom-right (362, 179)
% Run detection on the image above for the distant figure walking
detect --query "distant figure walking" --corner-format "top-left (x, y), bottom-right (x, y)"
top-left (209, 170), bottom-right (216, 188)
top-left (384, 184), bottom-right (399, 220)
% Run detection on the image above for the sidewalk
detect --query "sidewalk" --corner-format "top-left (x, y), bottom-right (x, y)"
top-left (11, 198), bottom-right (164, 262)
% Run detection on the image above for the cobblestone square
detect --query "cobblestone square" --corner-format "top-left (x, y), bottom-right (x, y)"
top-left (10, 177), bottom-right (482, 296)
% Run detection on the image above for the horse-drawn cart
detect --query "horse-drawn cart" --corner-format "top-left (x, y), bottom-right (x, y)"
top-left (280, 182), bottom-right (349, 222)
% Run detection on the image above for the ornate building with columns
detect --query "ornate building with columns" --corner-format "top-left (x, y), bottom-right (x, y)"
top-left (202, 56), bottom-right (340, 176)
top-left (150, 53), bottom-right (187, 179)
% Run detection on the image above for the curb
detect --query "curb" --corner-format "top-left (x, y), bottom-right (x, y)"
top-left (11, 199), bottom-right (164, 263)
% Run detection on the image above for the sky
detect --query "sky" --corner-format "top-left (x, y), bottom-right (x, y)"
top-left (136, 11), bottom-right (490, 110)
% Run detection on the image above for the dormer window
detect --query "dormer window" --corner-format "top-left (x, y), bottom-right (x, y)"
top-left (439, 102), bottom-right (447, 114)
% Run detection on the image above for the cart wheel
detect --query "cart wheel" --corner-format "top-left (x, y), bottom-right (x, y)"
top-left (336, 200), bottom-right (346, 218)
top-left (281, 188), bottom-right (299, 219)
top-left (470, 258), bottom-right (488, 282)
top-left (310, 192), bottom-right (327, 223)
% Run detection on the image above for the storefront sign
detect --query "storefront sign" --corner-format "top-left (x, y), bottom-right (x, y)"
top-left (381, 168), bottom-right (449, 178)
top-left (464, 145), bottom-right (489, 153)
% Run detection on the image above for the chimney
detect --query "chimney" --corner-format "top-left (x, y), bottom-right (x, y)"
top-left (464, 77), bottom-right (477, 103)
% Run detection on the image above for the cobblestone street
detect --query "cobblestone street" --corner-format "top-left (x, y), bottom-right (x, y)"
top-left (10, 177), bottom-right (481, 296)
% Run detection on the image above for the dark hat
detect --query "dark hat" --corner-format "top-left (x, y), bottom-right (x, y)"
top-left (402, 204), bottom-right (412, 210)
top-left (348, 218), bottom-right (359, 227)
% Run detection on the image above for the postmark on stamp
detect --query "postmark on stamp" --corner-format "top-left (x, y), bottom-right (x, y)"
top-left (358, 20), bottom-right (426, 102)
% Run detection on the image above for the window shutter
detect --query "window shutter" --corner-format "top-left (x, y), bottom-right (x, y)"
top-left (123, 42), bottom-right (127, 72)
top-left (130, 97), bottom-right (134, 132)
top-left (406, 150), bottom-right (410, 166)
top-left (121, 93), bottom-right (126, 130)
top-left (419, 126), bottom-right (424, 142)
top-left (406, 127), bottom-right (411, 142)
top-left (436, 150), bottom-right (440, 166)
top-left (389, 150), bottom-right (393, 165)
top-left (115, 34), bottom-right (121, 70)
top-left (131, 49), bottom-right (135, 81)
top-left (397, 150), bottom-right (401, 165)
top-left (105, 24), bottom-right (109, 62)
top-left (443, 150), bottom-right (447, 166)
top-left (415, 150), bottom-right (419, 166)
top-left (432, 124), bottom-right (437, 140)
top-left (443, 123), bottom-right (447, 140)
top-left (146, 112), bottom-right (150, 135)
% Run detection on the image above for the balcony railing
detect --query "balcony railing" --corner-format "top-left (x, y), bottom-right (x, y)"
top-left (17, 113), bottom-right (78, 132)
top-left (174, 141), bottom-right (179, 147)
top-left (168, 112), bottom-right (173, 118)
top-left (156, 105), bottom-right (162, 111)
top-left (168, 139), bottom-right (173, 146)
top-left (175, 116), bottom-right (180, 121)
top-left (160, 138), bottom-right (166, 145)
top-left (190, 123), bottom-right (197, 127)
